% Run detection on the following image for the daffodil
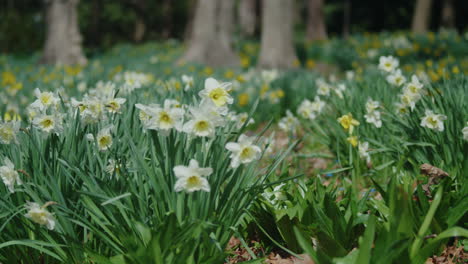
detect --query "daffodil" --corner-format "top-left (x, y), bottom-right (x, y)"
top-left (199, 78), bottom-right (233, 107)
top-left (420, 110), bottom-right (447, 132)
top-left (338, 113), bottom-right (360, 134)
top-left (297, 99), bottom-right (316, 120)
top-left (358, 141), bottom-right (371, 163)
top-left (30, 88), bottom-right (59, 111)
top-left (347, 136), bottom-right (358, 147)
top-left (226, 134), bottom-right (262, 168)
top-left (96, 127), bottom-right (113, 151)
top-left (137, 99), bottom-right (185, 132)
top-left (0, 120), bottom-right (20, 144)
top-left (316, 79), bottom-right (331, 96)
top-left (462, 123), bottom-right (468, 141)
top-left (386, 69), bottom-right (406, 87)
top-left (33, 114), bottom-right (63, 134)
top-left (403, 75), bottom-right (424, 95)
top-left (173, 159), bottom-right (211, 193)
top-left (378, 55), bottom-right (399, 72)
top-left (182, 75), bottom-right (194, 91)
top-left (278, 110), bottom-right (300, 134)
top-left (0, 158), bottom-right (22, 193)
top-left (106, 97), bottom-right (126, 114)
top-left (183, 104), bottom-right (223, 137)
top-left (25, 202), bottom-right (56, 230)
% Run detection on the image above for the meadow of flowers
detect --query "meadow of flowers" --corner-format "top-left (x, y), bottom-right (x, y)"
top-left (0, 32), bottom-right (467, 264)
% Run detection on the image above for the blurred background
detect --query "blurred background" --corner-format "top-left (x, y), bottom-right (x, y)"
top-left (1, 0), bottom-right (467, 55)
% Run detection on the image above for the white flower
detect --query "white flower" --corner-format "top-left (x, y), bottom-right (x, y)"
top-left (278, 110), bottom-right (300, 134)
top-left (199, 77), bottom-right (233, 107)
top-left (386, 69), bottom-right (406, 87)
top-left (297, 99), bottom-right (316, 120)
top-left (364, 110), bottom-right (382, 128)
top-left (233, 112), bottom-right (255, 129)
top-left (32, 114), bottom-right (63, 134)
top-left (139, 100), bottom-right (185, 132)
top-left (311, 96), bottom-right (326, 113)
top-left (225, 134), bottom-right (262, 168)
top-left (0, 158), bottom-right (21, 193)
top-left (106, 159), bottom-right (127, 178)
top-left (30, 88), bottom-right (59, 111)
top-left (173, 159), bottom-right (211, 193)
top-left (334, 84), bottom-right (346, 99)
top-left (462, 123), bottom-right (468, 141)
top-left (420, 110), bottom-right (447, 132)
top-left (358, 141), bottom-right (371, 163)
top-left (399, 91), bottom-right (421, 111)
top-left (182, 75), bottom-right (194, 91)
top-left (183, 104), bottom-right (223, 137)
top-left (0, 120), bottom-right (20, 144)
top-left (85, 133), bottom-right (94, 141)
top-left (403, 75), bottom-right (424, 95)
top-left (105, 98), bottom-right (126, 114)
top-left (378, 56), bottom-right (399, 72)
top-left (316, 79), bottom-right (331, 96)
top-left (346, 71), bottom-right (355, 80)
top-left (261, 70), bottom-right (279, 83)
top-left (365, 98), bottom-right (380, 113)
top-left (96, 126), bottom-right (113, 151)
top-left (25, 202), bottom-right (55, 230)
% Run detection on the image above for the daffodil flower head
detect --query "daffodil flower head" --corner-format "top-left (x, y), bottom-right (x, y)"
top-left (32, 114), bottom-right (63, 135)
top-left (183, 104), bottom-right (224, 137)
top-left (199, 77), bottom-right (233, 107)
top-left (347, 136), bottom-right (358, 147)
top-left (173, 159), bottom-right (212, 193)
top-left (0, 158), bottom-right (22, 193)
top-left (30, 88), bottom-right (59, 111)
top-left (420, 110), bottom-right (447, 132)
top-left (0, 120), bottom-right (20, 144)
top-left (378, 55), bottom-right (399, 72)
top-left (338, 113), bottom-right (360, 134)
top-left (25, 202), bottom-right (56, 230)
top-left (96, 126), bottom-right (113, 151)
top-left (226, 134), bottom-right (262, 168)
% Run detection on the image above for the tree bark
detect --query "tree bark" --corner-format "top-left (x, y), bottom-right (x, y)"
top-left (40, 0), bottom-right (87, 65)
top-left (238, 0), bottom-right (257, 37)
top-left (132, 0), bottom-right (147, 42)
top-left (179, 0), bottom-right (239, 67)
top-left (306, 0), bottom-right (327, 41)
top-left (257, 0), bottom-right (298, 69)
top-left (440, 0), bottom-right (455, 29)
top-left (411, 0), bottom-right (433, 34)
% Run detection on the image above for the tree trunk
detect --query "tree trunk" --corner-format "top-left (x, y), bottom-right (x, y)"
top-left (238, 0), bottom-right (257, 37)
top-left (342, 0), bottom-right (351, 39)
top-left (40, 0), bottom-right (87, 65)
top-left (257, 0), bottom-right (298, 69)
top-left (179, 0), bottom-right (239, 67)
top-left (411, 0), bottom-right (432, 34)
top-left (440, 0), bottom-right (455, 29)
top-left (306, 0), bottom-right (327, 41)
top-left (132, 0), bottom-right (147, 42)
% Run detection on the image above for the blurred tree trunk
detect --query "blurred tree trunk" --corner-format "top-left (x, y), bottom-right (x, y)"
top-left (258, 0), bottom-right (297, 69)
top-left (440, 0), bottom-right (455, 29)
top-left (411, 0), bottom-right (432, 34)
top-left (342, 0), bottom-right (351, 38)
top-left (306, 0), bottom-right (327, 41)
top-left (238, 0), bottom-right (256, 37)
top-left (40, 0), bottom-right (87, 65)
top-left (161, 0), bottom-right (172, 38)
top-left (132, 0), bottom-right (146, 43)
top-left (179, 0), bottom-right (239, 67)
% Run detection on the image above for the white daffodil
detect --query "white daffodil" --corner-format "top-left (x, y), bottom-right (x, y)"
top-left (226, 134), bottom-right (262, 168)
top-left (386, 69), bottom-right (406, 87)
top-left (182, 75), bottom-right (194, 91)
top-left (297, 99), bottom-right (316, 120)
top-left (199, 77), bottom-right (233, 107)
top-left (316, 79), bottom-right (331, 96)
top-left (173, 159), bottom-right (211, 193)
top-left (233, 112), bottom-right (255, 129)
top-left (0, 158), bottom-right (21, 193)
top-left (25, 202), bottom-right (55, 230)
top-left (0, 120), bottom-right (20, 144)
top-left (378, 56), bottom-right (399, 72)
top-left (183, 104), bottom-right (223, 137)
top-left (30, 88), bottom-right (59, 111)
top-left (106, 159), bottom-right (127, 178)
top-left (334, 83), bottom-right (346, 99)
top-left (278, 110), bottom-right (300, 134)
top-left (32, 114), bottom-right (63, 134)
top-left (311, 96), bottom-right (326, 113)
top-left (96, 126), bottom-right (113, 151)
top-left (394, 102), bottom-right (409, 115)
top-left (399, 91), bottom-right (421, 111)
top-left (365, 98), bottom-right (380, 113)
top-left (420, 110), bottom-right (447, 132)
top-left (364, 110), bottom-right (382, 128)
top-left (346, 71), bottom-right (355, 80)
top-left (462, 123), bottom-right (468, 141)
top-left (105, 97), bottom-right (126, 114)
top-left (141, 99), bottom-right (185, 132)
top-left (79, 97), bottom-right (106, 124)
top-left (358, 142), bottom-right (371, 163)
top-left (403, 75), bottom-right (424, 95)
